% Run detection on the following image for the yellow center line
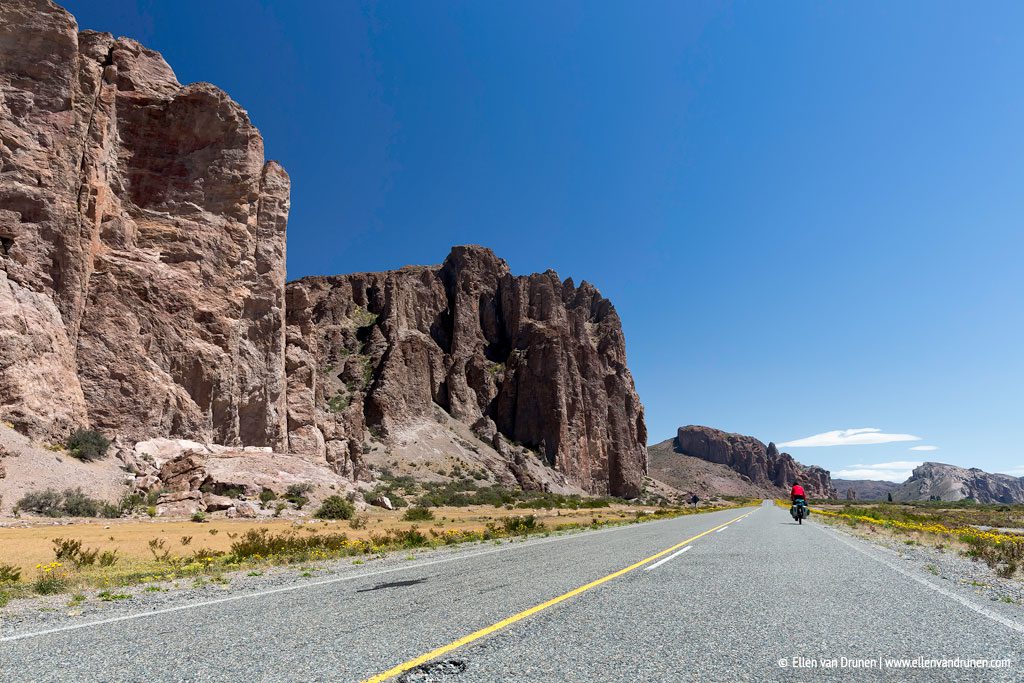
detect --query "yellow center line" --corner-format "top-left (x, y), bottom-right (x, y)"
top-left (361, 507), bottom-right (755, 682)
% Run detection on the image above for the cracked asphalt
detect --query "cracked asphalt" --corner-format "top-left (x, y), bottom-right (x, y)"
top-left (2, 501), bottom-right (1022, 682)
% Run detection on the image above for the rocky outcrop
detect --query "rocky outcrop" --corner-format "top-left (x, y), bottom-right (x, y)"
top-left (674, 425), bottom-right (837, 498)
top-left (285, 246), bottom-right (648, 497)
top-left (891, 463), bottom-right (1024, 504)
top-left (0, 0), bottom-right (288, 448)
top-left (122, 437), bottom-right (360, 516)
top-left (831, 478), bottom-right (899, 501)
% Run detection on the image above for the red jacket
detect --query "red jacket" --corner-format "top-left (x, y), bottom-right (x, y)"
top-left (790, 484), bottom-right (805, 500)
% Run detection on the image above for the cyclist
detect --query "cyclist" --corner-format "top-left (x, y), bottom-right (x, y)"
top-left (790, 481), bottom-right (807, 521)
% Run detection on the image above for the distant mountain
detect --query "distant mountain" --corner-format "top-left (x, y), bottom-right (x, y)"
top-left (832, 479), bottom-right (900, 501)
top-left (890, 462), bottom-right (1024, 504)
top-left (647, 426), bottom-right (837, 499)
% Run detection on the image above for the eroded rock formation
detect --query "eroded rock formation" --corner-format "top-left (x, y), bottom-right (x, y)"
top-left (286, 246), bottom-right (648, 497)
top-left (674, 425), bottom-right (837, 498)
top-left (0, 0), bottom-right (288, 447)
top-left (1, 1), bottom-right (648, 499)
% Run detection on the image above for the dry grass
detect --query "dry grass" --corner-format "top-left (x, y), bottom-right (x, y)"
top-left (0, 503), bottom-right (683, 576)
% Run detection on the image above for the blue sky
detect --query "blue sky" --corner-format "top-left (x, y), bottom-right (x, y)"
top-left (65, 1), bottom-right (1023, 481)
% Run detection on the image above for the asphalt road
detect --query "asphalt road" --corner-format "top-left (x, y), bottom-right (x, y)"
top-left (2, 501), bottom-right (1022, 682)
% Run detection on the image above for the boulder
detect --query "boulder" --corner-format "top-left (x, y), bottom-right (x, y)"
top-left (234, 501), bottom-right (259, 518)
top-left (156, 491), bottom-right (203, 517)
top-left (202, 493), bottom-right (234, 512)
top-left (369, 495), bottom-right (394, 511)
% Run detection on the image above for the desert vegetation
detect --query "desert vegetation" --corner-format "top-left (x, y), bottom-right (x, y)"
top-left (372, 471), bottom-right (627, 511)
top-left (65, 429), bottom-right (111, 461)
top-left (807, 501), bottom-right (1024, 578)
top-left (0, 501), bottom-right (755, 606)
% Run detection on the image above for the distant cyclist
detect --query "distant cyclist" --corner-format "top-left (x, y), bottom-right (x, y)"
top-left (790, 480), bottom-right (808, 522)
top-left (790, 480), bottom-right (806, 504)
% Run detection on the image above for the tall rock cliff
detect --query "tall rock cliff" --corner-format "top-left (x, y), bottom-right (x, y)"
top-left (673, 425), bottom-right (837, 498)
top-left (1, 1), bottom-right (647, 498)
top-left (286, 246), bottom-right (648, 497)
top-left (0, 0), bottom-right (288, 447)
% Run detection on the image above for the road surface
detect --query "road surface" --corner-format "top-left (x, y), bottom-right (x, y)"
top-left (2, 501), bottom-right (1021, 681)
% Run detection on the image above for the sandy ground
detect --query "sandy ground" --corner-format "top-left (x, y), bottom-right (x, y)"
top-left (0, 424), bottom-right (130, 515)
top-left (0, 504), bottom-right (673, 574)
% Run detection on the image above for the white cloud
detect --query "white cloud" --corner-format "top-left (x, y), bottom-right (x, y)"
top-left (909, 445), bottom-right (938, 451)
top-left (834, 461), bottom-right (923, 482)
top-left (999, 466), bottom-right (1024, 476)
top-left (779, 428), bottom-right (921, 448)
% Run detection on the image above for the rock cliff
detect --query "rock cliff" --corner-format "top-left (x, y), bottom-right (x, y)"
top-left (672, 425), bottom-right (837, 498)
top-left (286, 246), bottom-right (648, 497)
top-left (0, 1), bottom-right (647, 499)
top-left (891, 462), bottom-right (1024, 504)
top-left (0, 0), bottom-right (288, 448)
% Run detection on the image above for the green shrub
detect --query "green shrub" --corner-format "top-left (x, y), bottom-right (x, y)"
top-left (315, 496), bottom-right (355, 520)
top-left (191, 511), bottom-right (207, 523)
top-left (16, 489), bottom-right (63, 517)
top-left (259, 490), bottom-right (277, 506)
top-left (119, 492), bottom-right (144, 515)
top-left (286, 483), bottom-right (313, 509)
top-left (34, 569), bottom-right (67, 595)
top-left (502, 515), bottom-right (542, 535)
top-left (61, 489), bottom-right (100, 517)
top-left (66, 429), bottom-right (110, 461)
top-left (403, 506), bottom-right (434, 521)
top-left (16, 488), bottom-right (114, 518)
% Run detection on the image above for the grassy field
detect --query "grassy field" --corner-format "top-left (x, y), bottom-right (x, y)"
top-left (796, 500), bottom-right (1024, 579)
top-left (0, 499), bottom-right (756, 604)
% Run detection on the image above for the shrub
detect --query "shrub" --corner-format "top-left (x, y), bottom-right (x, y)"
top-left (16, 489), bottom-right (64, 517)
top-left (191, 511), bottom-right (207, 523)
top-left (259, 490), bottom-right (277, 506)
top-left (0, 564), bottom-right (21, 584)
top-left (34, 563), bottom-right (68, 595)
top-left (52, 538), bottom-right (101, 567)
top-left (502, 515), bottom-right (542, 535)
top-left (61, 489), bottom-right (100, 517)
top-left (119, 492), bottom-right (144, 515)
top-left (66, 429), bottom-right (110, 461)
top-left (286, 483), bottom-right (313, 509)
top-left (315, 495), bottom-right (355, 520)
top-left (403, 506), bottom-right (434, 521)
top-left (98, 550), bottom-right (119, 567)
top-left (16, 488), bottom-right (114, 518)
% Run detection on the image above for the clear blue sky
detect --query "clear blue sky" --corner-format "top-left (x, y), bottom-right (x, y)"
top-left (65, 1), bottom-right (1023, 481)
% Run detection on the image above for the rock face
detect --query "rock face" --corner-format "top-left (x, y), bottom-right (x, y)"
top-left (674, 425), bottom-right (837, 498)
top-left (0, 1), bottom-right (647, 500)
top-left (891, 463), bottom-right (1024, 504)
top-left (285, 246), bottom-right (648, 497)
top-left (0, 0), bottom-right (288, 448)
